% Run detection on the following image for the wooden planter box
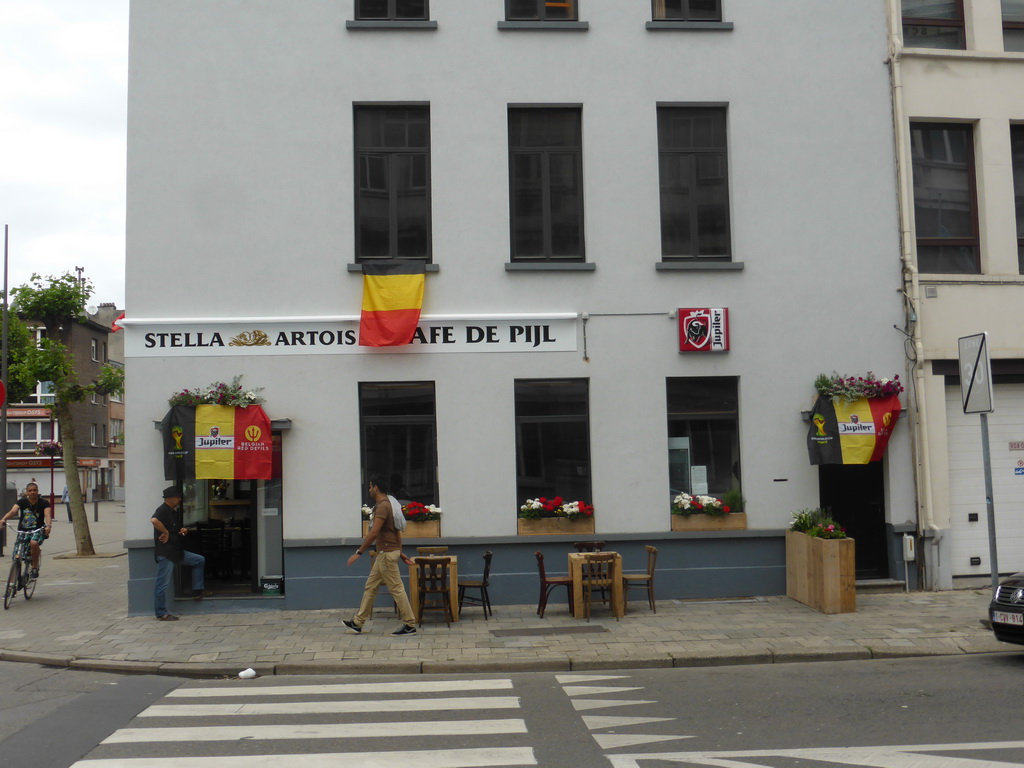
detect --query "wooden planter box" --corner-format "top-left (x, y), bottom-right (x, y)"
top-left (671, 512), bottom-right (747, 531)
top-left (785, 529), bottom-right (856, 614)
top-left (362, 519), bottom-right (441, 539)
top-left (517, 516), bottom-right (596, 536)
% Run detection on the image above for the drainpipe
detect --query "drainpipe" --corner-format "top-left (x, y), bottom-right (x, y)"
top-left (888, 4), bottom-right (941, 589)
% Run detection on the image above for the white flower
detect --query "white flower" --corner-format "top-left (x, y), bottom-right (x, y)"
top-left (425, 504), bottom-right (442, 515)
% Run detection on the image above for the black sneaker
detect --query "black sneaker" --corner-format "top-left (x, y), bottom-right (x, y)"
top-left (343, 620), bottom-right (362, 634)
top-left (156, 614), bottom-right (179, 621)
top-left (30, 568), bottom-right (38, 579)
top-left (392, 624), bottom-right (417, 636)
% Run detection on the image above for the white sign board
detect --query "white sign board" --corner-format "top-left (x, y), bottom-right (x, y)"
top-left (958, 333), bottom-right (994, 414)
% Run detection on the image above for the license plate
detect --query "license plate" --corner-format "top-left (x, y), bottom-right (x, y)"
top-left (993, 610), bottom-right (1024, 626)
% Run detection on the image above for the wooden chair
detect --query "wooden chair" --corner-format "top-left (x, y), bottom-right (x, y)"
top-left (623, 545), bottom-right (658, 614)
top-left (416, 546), bottom-right (449, 555)
top-left (580, 552), bottom-right (618, 622)
top-left (458, 551), bottom-right (493, 620)
top-left (535, 551), bottom-right (573, 618)
top-left (573, 541), bottom-right (606, 552)
top-left (414, 556), bottom-right (453, 627)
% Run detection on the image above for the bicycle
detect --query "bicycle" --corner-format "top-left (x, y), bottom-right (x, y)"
top-left (4, 524), bottom-right (44, 609)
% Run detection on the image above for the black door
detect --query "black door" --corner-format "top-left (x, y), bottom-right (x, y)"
top-left (818, 463), bottom-right (888, 580)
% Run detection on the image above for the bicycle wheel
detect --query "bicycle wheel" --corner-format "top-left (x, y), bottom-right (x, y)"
top-left (23, 562), bottom-right (36, 600)
top-left (4, 560), bottom-right (19, 609)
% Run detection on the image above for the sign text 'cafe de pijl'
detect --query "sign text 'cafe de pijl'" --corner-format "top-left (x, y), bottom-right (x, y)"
top-left (123, 315), bottom-right (579, 357)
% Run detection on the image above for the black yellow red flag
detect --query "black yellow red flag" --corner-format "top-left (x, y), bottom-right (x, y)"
top-left (358, 261), bottom-right (425, 346)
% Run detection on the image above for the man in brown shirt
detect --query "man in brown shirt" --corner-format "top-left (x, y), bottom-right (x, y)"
top-left (344, 474), bottom-right (417, 636)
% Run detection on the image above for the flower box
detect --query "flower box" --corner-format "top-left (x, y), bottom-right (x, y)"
top-left (362, 519), bottom-right (441, 539)
top-left (785, 529), bottom-right (856, 614)
top-left (517, 516), bottom-right (595, 536)
top-left (671, 512), bottom-right (747, 532)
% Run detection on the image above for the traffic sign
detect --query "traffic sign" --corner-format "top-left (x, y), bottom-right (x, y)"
top-left (958, 333), bottom-right (993, 414)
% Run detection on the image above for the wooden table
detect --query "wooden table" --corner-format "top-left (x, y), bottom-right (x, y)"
top-left (408, 555), bottom-right (460, 622)
top-left (568, 551), bottom-right (624, 619)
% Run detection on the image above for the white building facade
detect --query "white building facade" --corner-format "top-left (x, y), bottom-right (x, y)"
top-left (123, 0), bottom-right (912, 615)
top-left (890, 0), bottom-right (1024, 589)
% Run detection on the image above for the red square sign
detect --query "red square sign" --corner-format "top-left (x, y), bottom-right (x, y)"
top-left (678, 308), bottom-right (729, 352)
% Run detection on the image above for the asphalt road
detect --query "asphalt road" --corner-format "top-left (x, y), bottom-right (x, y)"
top-left (3, 653), bottom-right (1024, 767)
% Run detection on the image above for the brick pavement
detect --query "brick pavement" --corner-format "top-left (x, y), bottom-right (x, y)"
top-left (0, 502), bottom-right (1010, 678)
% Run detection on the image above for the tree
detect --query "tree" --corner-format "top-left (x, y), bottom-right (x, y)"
top-left (10, 273), bottom-right (124, 556)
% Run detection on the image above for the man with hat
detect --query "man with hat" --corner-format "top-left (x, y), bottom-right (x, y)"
top-left (151, 486), bottom-right (209, 621)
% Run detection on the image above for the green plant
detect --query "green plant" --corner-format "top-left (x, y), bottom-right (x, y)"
top-left (721, 488), bottom-right (745, 515)
top-left (519, 497), bottom-right (594, 520)
top-left (168, 375), bottom-right (264, 407)
top-left (672, 492), bottom-right (729, 517)
top-left (790, 508), bottom-right (847, 539)
top-left (814, 371), bottom-right (904, 403)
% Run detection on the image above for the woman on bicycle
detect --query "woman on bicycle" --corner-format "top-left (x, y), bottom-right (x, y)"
top-left (0, 483), bottom-right (52, 578)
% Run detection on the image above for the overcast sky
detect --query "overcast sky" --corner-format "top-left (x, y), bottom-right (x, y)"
top-left (1, 1), bottom-right (128, 308)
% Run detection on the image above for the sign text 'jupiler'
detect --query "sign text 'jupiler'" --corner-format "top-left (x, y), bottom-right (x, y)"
top-left (678, 308), bottom-right (729, 353)
top-left (126, 317), bottom-right (578, 357)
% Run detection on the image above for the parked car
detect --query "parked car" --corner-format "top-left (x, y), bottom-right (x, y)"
top-left (989, 572), bottom-right (1024, 645)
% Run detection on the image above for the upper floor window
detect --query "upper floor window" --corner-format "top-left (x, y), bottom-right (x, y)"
top-left (657, 105), bottom-right (731, 260)
top-left (1011, 125), bottom-right (1024, 273)
top-left (90, 338), bottom-right (99, 361)
top-left (507, 0), bottom-right (577, 21)
top-left (1004, 0), bottom-right (1024, 51)
top-left (508, 107), bottom-right (585, 262)
top-left (6, 420), bottom-right (54, 452)
top-left (354, 106), bottom-right (431, 262)
top-left (653, 0), bottom-right (721, 21)
top-left (355, 0), bottom-right (428, 20)
top-left (910, 122), bottom-right (979, 274)
top-left (902, 0), bottom-right (965, 50)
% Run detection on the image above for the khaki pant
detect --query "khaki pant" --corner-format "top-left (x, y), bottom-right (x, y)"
top-left (353, 549), bottom-right (416, 627)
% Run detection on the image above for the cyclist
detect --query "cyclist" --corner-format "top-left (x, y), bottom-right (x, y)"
top-left (0, 483), bottom-right (52, 578)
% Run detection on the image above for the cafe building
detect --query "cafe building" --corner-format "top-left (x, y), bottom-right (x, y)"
top-left (122, 0), bottom-right (914, 615)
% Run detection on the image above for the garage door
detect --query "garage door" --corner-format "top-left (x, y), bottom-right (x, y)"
top-left (946, 384), bottom-right (1024, 576)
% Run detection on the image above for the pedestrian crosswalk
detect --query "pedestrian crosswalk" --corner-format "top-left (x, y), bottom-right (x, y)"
top-left (70, 677), bottom-right (538, 768)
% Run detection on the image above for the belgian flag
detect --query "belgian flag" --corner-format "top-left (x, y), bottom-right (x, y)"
top-left (807, 395), bottom-right (901, 465)
top-left (358, 261), bottom-right (425, 347)
top-left (162, 405), bottom-right (273, 481)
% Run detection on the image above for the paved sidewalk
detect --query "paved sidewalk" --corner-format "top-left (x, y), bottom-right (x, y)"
top-left (0, 502), bottom-right (1011, 678)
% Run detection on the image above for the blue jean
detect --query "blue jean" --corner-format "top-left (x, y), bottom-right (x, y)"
top-left (154, 551), bottom-right (206, 617)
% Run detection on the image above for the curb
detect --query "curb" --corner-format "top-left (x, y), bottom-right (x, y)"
top-left (0, 646), bottom-right (1006, 680)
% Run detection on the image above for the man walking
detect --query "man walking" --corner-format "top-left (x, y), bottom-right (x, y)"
top-left (343, 474), bottom-right (417, 636)
top-left (151, 486), bottom-right (210, 621)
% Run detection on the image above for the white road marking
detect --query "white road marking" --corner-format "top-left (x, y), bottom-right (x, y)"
top-left (571, 698), bottom-right (656, 711)
top-left (562, 685), bottom-right (644, 697)
top-left (138, 695), bottom-right (521, 717)
top-left (165, 679), bottom-right (513, 697)
top-left (594, 734), bottom-right (696, 750)
top-left (103, 718), bottom-right (527, 744)
top-left (72, 747), bottom-right (538, 768)
top-left (582, 715), bottom-right (674, 730)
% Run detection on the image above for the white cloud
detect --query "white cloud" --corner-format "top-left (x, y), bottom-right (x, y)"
top-left (0, 1), bottom-right (128, 306)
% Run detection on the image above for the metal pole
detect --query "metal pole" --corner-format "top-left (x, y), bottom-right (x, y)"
top-left (1, 226), bottom-right (9, 557)
top-left (981, 412), bottom-right (999, 595)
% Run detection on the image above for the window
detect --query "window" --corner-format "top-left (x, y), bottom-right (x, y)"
top-left (910, 123), bottom-right (979, 273)
top-left (1005, 0), bottom-right (1024, 51)
top-left (90, 338), bottom-right (99, 361)
top-left (666, 377), bottom-right (740, 500)
top-left (354, 106), bottom-right (431, 262)
top-left (90, 424), bottom-right (99, 446)
top-left (514, 379), bottom-right (591, 504)
top-left (102, 341), bottom-right (108, 362)
top-left (27, 381), bottom-right (54, 406)
top-left (653, 0), bottom-right (721, 21)
top-left (1012, 125), bottom-right (1024, 273)
top-left (6, 421), bottom-right (54, 451)
top-left (110, 418), bottom-right (124, 446)
top-left (657, 106), bottom-right (731, 260)
top-left (508, 107), bottom-right (585, 261)
top-left (359, 382), bottom-right (438, 505)
top-left (507, 0), bottom-right (577, 21)
top-left (355, 0), bottom-right (428, 20)
top-left (902, 0), bottom-right (965, 50)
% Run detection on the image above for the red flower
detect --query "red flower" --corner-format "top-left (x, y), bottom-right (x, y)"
top-left (723, 506), bottom-right (731, 513)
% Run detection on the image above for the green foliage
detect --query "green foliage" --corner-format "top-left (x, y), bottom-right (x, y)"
top-left (95, 365), bottom-right (124, 397)
top-left (721, 488), bottom-right (745, 515)
top-left (4, 314), bottom-right (37, 404)
top-left (11, 273), bottom-right (92, 329)
top-left (790, 508), bottom-right (847, 539)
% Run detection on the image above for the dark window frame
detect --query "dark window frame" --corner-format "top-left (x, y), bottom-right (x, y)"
top-left (353, 104), bottom-right (432, 264)
top-left (358, 381), bottom-right (440, 507)
top-left (514, 378), bottom-right (592, 506)
top-left (902, 0), bottom-right (966, 49)
top-left (355, 0), bottom-right (429, 20)
top-left (652, 0), bottom-right (722, 21)
top-left (1004, 0), bottom-right (1024, 50)
top-left (1011, 124), bottom-right (1024, 273)
top-left (507, 106), bottom-right (586, 263)
top-left (656, 104), bottom-right (732, 262)
top-left (506, 0), bottom-right (578, 21)
top-left (666, 376), bottom-right (741, 501)
top-left (909, 121), bottom-right (980, 274)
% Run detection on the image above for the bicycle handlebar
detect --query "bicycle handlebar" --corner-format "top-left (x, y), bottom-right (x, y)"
top-left (4, 524), bottom-right (46, 534)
